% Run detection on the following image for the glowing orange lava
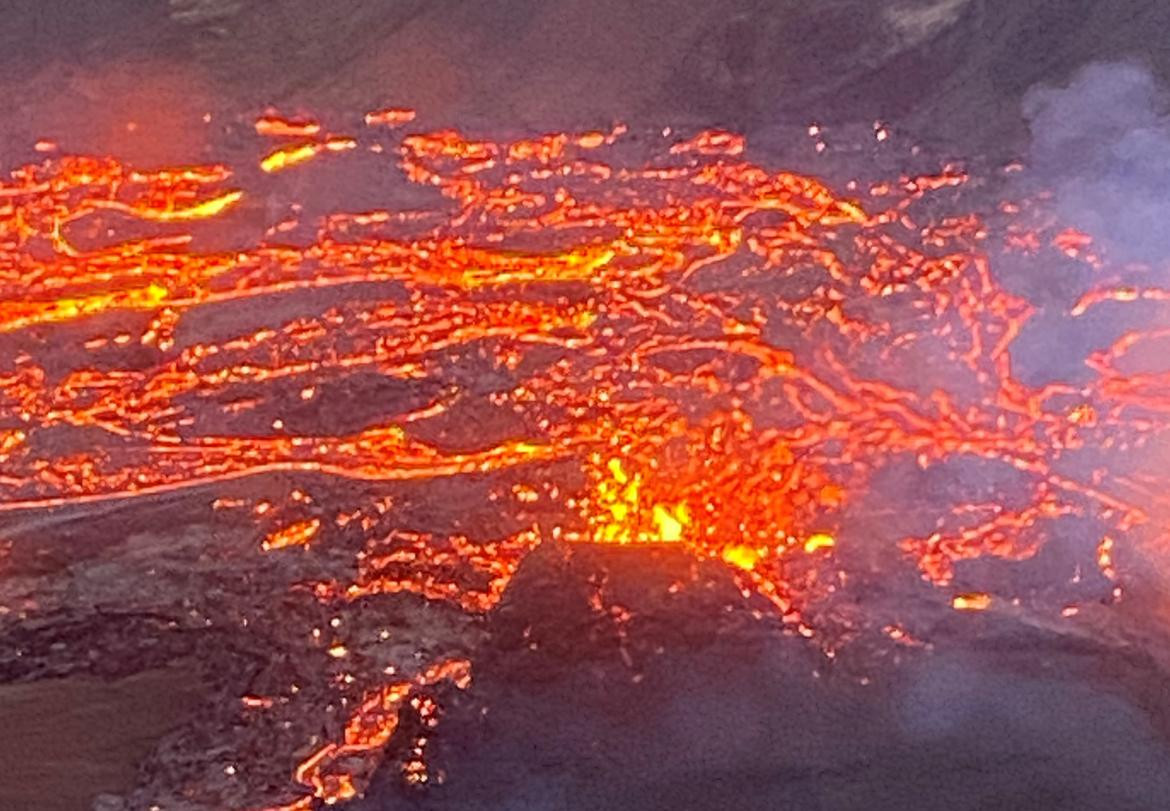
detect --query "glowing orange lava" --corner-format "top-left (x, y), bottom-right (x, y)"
top-left (1, 109), bottom-right (1164, 808)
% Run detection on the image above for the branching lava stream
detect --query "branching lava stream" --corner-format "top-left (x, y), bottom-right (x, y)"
top-left (1, 109), bottom-right (1166, 809)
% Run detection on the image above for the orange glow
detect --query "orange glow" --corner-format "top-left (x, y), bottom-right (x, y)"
top-left (364, 107), bottom-right (417, 127)
top-left (1097, 536), bottom-right (1117, 580)
top-left (1, 283), bottom-right (170, 333)
top-left (803, 533), bottom-right (835, 554)
top-left (260, 143), bottom-right (321, 173)
top-left (0, 112), bottom-right (1160, 807)
top-left (722, 545), bottom-right (760, 571)
top-left (0, 133), bottom-right (1146, 593)
top-left (670, 129), bottom-right (745, 156)
top-left (130, 189), bottom-right (243, 221)
top-left (322, 136), bottom-right (358, 154)
top-left (952, 593), bottom-right (993, 611)
top-left (1052, 227), bottom-right (1095, 261)
top-left (241, 695), bottom-right (275, 709)
top-left (262, 518), bottom-right (321, 551)
top-left (255, 113), bottom-right (322, 138)
top-left (585, 458), bottom-right (692, 545)
top-left (284, 658), bottom-right (471, 806)
top-left (652, 503), bottom-right (688, 542)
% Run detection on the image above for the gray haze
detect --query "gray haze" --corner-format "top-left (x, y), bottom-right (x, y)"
top-left (1024, 61), bottom-right (1170, 265)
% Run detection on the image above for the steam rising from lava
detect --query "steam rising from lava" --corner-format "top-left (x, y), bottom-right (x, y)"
top-left (1024, 61), bottom-right (1170, 265)
top-left (0, 100), bottom-right (1165, 808)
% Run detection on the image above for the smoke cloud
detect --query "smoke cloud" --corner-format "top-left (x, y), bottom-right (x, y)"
top-left (1023, 61), bottom-right (1170, 265)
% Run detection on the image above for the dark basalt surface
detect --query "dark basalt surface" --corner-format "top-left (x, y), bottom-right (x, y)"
top-left (4, 2), bottom-right (1170, 810)
top-left (358, 542), bottom-right (1170, 811)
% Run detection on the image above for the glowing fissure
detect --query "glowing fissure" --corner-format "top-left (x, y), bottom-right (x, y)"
top-left (0, 107), bottom-right (1162, 807)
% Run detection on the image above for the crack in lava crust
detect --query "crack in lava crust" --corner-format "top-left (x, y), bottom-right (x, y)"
top-left (0, 110), bottom-right (1165, 809)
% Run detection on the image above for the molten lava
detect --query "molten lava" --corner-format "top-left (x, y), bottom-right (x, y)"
top-left (0, 106), bottom-right (1163, 808)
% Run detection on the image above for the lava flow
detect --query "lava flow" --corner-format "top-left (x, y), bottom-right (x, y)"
top-left (1, 108), bottom-right (1167, 808)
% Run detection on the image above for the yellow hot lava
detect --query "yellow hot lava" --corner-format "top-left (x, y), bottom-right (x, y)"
top-left (262, 518), bottom-right (321, 551)
top-left (0, 114), bottom-right (1158, 809)
top-left (952, 592), bottom-right (992, 611)
top-left (590, 458), bottom-right (690, 544)
top-left (722, 544), bottom-right (760, 570)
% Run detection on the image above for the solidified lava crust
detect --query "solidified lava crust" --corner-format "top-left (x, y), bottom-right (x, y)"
top-left (1, 109), bottom-right (1168, 809)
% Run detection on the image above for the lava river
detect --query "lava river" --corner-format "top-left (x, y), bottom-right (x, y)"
top-left (0, 109), bottom-right (1167, 809)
